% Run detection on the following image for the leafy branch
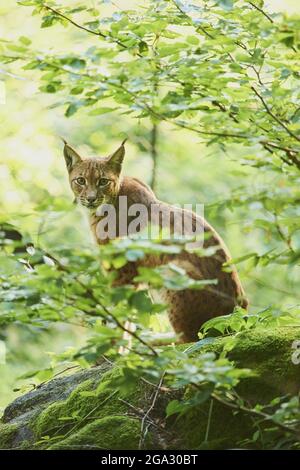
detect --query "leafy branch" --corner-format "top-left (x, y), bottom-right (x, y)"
top-left (211, 390), bottom-right (300, 438)
top-left (41, 3), bottom-right (141, 55)
top-left (252, 86), bottom-right (300, 144)
top-left (247, 1), bottom-right (274, 24)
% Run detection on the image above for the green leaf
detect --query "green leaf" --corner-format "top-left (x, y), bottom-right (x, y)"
top-left (185, 337), bottom-right (217, 355)
top-left (89, 107), bottom-right (117, 115)
top-left (186, 35), bottom-right (199, 45)
top-left (129, 290), bottom-right (153, 312)
top-left (166, 399), bottom-right (183, 417)
top-left (65, 103), bottom-right (79, 117)
top-left (70, 87), bottom-right (84, 95)
top-left (215, 0), bottom-right (233, 10)
top-left (125, 249), bottom-right (145, 262)
top-left (19, 35), bottom-right (31, 45)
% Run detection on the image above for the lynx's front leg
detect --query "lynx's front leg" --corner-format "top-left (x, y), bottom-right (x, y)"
top-left (111, 262), bottom-right (139, 354)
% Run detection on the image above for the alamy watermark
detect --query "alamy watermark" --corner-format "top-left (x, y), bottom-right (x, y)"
top-left (0, 81), bottom-right (6, 105)
top-left (291, 340), bottom-right (300, 365)
top-left (0, 340), bottom-right (6, 365)
top-left (94, 197), bottom-right (205, 249)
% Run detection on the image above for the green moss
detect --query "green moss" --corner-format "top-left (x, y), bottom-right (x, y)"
top-left (176, 396), bottom-right (253, 449)
top-left (32, 378), bottom-right (96, 438)
top-left (175, 327), bottom-right (300, 449)
top-left (213, 327), bottom-right (299, 398)
top-left (2, 327), bottom-right (299, 450)
top-left (0, 423), bottom-right (19, 450)
top-left (31, 367), bottom-right (150, 449)
top-left (48, 416), bottom-right (148, 450)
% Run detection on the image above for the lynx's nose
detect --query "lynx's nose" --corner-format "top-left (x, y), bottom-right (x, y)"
top-left (87, 196), bottom-right (97, 203)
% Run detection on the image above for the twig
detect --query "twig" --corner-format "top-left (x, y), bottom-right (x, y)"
top-left (42, 3), bottom-right (142, 56)
top-left (204, 399), bottom-right (214, 442)
top-left (111, 83), bottom-right (250, 139)
top-left (252, 87), bottom-right (300, 143)
top-left (171, 0), bottom-right (214, 40)
top-left (248, 2), bottom-right (274, 24)
top-left (273, 213), bottom-right (295, 253)
top-left (36, 365), bottom-right (80, 389)
top-left (149, 124), bottom-right (158, 190)
top-left (42, 4), bottom-right (107, 38)
top-left (211, 391), bottom-right (300, 437)
top-left (85, 294), bottom-right (158, 356)
top-left (247, 274), bottom-right (299, 298)
top-left (139, 372), bottom-right (165, 449)
top-left (261, 141), bottom-right (300, 169)
top-left (262, 141), bottom-right (300, 156)
top-left (38, 248), bottom-right (159, 356)
top-left (141, 377), bottom-right (171, 392)
top-left (118, 398), bottom-right (168, 433)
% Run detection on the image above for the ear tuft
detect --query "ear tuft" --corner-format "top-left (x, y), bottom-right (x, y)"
top-left (107, 140), bottom-right (127, 174)
top-left (63, 142), bottom-right (82, 172)
top-left (60, 136), bottom-right (68, 147)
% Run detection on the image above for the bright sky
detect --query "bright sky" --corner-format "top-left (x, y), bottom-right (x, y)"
top-left (267, 0), bottom-right (300, 13)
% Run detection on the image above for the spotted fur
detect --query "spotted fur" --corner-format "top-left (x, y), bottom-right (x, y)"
top-left (63, 141), bottom-right (248, 342)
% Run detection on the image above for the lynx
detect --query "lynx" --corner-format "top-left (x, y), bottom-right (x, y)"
top-left (63, 139), bottom-right (248, 342)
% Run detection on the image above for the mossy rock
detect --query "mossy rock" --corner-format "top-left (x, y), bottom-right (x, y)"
top-left (178, 327), bottom-right (300, 449)
top-left (0, 327), bottom-right (299, 450)
top-left (49, 416), bottom-right (145, 450)
top-left (0, 423), bottom-right (19, 450)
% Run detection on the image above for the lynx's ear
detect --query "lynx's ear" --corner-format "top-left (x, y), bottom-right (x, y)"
top-left (107, 139), bottom-right (127, 174)
top-left (63, 140), bottom-right (82, 172)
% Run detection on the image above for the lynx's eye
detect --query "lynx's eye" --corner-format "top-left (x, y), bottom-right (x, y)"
top-left (98, 178), bottom-right (110, 187)
top-left (76, 177), bottom-right (86, 186)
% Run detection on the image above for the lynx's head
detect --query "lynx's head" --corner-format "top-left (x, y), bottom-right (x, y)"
top-left (63, 140), bottom-right (126, 209)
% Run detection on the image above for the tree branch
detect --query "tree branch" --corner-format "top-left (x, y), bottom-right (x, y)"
top-left (261, 141), bottom-right (300, 169)
top-left (191, 383), bottom-right (299, 438)
top-left (149, 124), bottom-right (158, 190)
top-left (42, 3), bottom-right (142, 55)
top-left (211, 391), bottom-right (300, 437)
top-left (273, 213), bottom-right (295, 253)
top-left (112, 83), bottom-right (251, 139)
top-left (42, 4), bottom-right (107, 38)
top-left (247, 2), bottom-right (274, 24)
top-left (44, 250), bottom-right (158, 356)
top-left (139, 372), bottom-right (166, 449)
top-left (252, 86), bottom-right (300, 143)
top-left (171, 0), bottom-right (214, 40)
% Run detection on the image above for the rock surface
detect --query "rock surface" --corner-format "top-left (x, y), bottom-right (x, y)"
top-left (0, 327), bottom-right (299, 450)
